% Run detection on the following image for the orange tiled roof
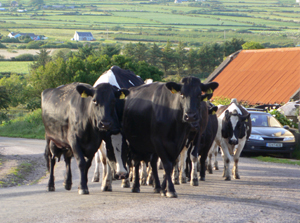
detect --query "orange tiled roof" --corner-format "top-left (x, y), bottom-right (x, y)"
top-left (206, 48), bottom-right (300, 105)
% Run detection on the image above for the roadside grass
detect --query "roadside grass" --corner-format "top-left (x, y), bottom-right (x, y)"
top-left (254, 156), bottom-right (300, 166)
top-left (0, 109), bottom-right (44, 139)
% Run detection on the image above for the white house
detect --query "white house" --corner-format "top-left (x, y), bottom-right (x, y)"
top-left (72, 31), bottom-right (94, 41)
top-left (8, 32), bottom-right (37, 39)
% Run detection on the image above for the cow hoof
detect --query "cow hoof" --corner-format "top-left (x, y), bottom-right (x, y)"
top-left (140, 179), bottom-right (146, 186)
top-left (160, 190), bottom-right (166, 197)
top-left (200, 176), bottom-right (205, 181)
top-left (147, 179), bottom-right (153, 186)
top-left (224, 177), bottom-right (231, 181)
top-left (153, 188), bottom-right (161, 193)
top-left (166, 192), bottom-right (178, 198)
top-left (180, 177), bottom-right (187, 184)
top-left (47, 186), bottom-right (55, 192)
top-left (233, 175), bottom-right (240, 180)
top-left (92, 176), bottom-right (100, 182)
top-left (78, 189), bottom-right (89, 195)
top-left (173, 179), bottom-right (180, 185)
top-left (191, 178), bottom-right (198, 186)
top-left (131, 188), bottom-right (140, 193)
top-left (207, 166), bottom-right (213, 174)
top-left (214, 166), bottom-right (219, 170)
top-left (101, 186), bottom-right (112, 192)
top-left (64, 183), bottom-right (72, 191)
top-left (121, 181), bottom-right (130, 188)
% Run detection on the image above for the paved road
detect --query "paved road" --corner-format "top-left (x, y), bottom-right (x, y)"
top-left (0, 137), bottom-right (300, 223)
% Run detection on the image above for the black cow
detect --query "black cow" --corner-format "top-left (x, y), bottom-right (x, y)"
top-left (173, 102), bottom-right (218, 185)
top-left (42, 82), bottom-right (129, 194)
top-left (207, 98), bottom-right (251, 180)
top-left (91, 65), bottom-right (145, 191)
top-left (122, 77), bottom-right (218, 198)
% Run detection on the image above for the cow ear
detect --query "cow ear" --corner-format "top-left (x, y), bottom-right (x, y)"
top-left (115, 89), bottom-right (130, 100)
top-left (240, 113), bottom-right (250, 122)
top-left (201, 82), bottom-right (219, 93)
top-left (209, 106), bottom-right (218, 115)
top-left (225, 110), bottom-right (231, 120)
top-left (165, 82), bottom-right (182, 94)
top-left (76, 84), bottom-right (95, 98)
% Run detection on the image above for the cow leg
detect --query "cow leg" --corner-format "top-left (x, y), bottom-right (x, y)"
top-left (63, 151), bottom-right (72, 190)
top-left (207, 141), bottom-right (217, 174)
top-left (146, 164), bottom-right (153, 186)
top-left (121, 164), bottom-right (131, 188)
top-left (190, 152), bottom-right (198, 186)
top-left (179, 147), bottom-right (188, 184)
top-left (131, 160), bottom-right (141, 193)
top-left (102, 161), bottom-right (113, 191)
top-left (214, 148), bottom-right (219, 170)
top-left (71, 142), bottom-right (89, 195)
top-left (140, 161), bottom-right (147, 186)
top-left (220, 145), bottom-right (231, 181)
top-left (150, 155), bottom-right (161, 193)
top-left (232, 141), bottom-right (245, 179)
top-left (46, 140), bottom-right (57, 192)
top-left (172, 159), bottom-right (180, 185)
top-left (92, 150), bottom-right (101, 182)
top-left (162, 160), bottom-right (177, 198)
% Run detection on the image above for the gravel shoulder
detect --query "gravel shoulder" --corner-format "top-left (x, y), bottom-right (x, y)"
top-left (0, 137), bottom-right (300, 223)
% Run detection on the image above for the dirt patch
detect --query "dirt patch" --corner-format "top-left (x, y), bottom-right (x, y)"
top-left (0, 154), bottom-right (47, 187)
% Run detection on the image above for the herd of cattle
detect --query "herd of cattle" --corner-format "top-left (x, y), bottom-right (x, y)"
top-left (41, 66), bottom-right (251, 198)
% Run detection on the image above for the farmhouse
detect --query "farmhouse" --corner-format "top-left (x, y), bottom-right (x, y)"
top-left (8, 32), bottom-right (37, 39)
top-left (204, 47), bottom-right (300, 105)
top-left (72, 31), bottom-right (94, 41)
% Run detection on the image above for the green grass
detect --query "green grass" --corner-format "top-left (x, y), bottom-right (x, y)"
top-left (0, 62), bottom-right (32, 74)
top-left (254, 156), bottom-right (300, 165)
top-left (0, 109), bottom-right (45, 139)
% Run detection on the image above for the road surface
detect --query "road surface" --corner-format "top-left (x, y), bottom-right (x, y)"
top-left (0, 137), bottom-right (300, 223)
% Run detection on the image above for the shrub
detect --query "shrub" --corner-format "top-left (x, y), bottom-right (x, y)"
top-left (14, 53), bottom-right (35, 61)
top-left (0, 42), bottom-right (6, 48)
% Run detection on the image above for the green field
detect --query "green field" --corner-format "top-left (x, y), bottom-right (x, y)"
top-left (0, 0), bottom-right (299, 46)
top-left (0, 62), bottom-right (32, 74)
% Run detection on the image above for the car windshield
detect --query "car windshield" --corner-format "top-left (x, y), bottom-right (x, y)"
top-left (250, 113), bottom-right (282, 127)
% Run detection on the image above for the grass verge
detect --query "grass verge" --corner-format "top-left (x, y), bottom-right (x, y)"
top-left (0, 109), bottom-right (44, 139)
top-left (254, 156), bottom-right (300, 166)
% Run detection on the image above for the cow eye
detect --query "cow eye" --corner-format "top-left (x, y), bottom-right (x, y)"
top-left (93, 99), bottom-right (98, 105)
top-left (181, 94), bottom-right (185, 98)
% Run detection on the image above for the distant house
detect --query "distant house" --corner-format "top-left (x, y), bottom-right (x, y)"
top-left (8, 32), bottom-right (38, 39)
top-left (72, 31), bottom-right (94, 41)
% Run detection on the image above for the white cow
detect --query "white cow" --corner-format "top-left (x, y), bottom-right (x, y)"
top-left (207, 99), bottom-right (251, 180)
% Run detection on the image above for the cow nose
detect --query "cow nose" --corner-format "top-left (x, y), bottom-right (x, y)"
top-left (184, 113), bottom-right (198, 122)
top-left (229, 139), bottom-right (238, 145)
top-left (99, 121), bottom-right (112, 130)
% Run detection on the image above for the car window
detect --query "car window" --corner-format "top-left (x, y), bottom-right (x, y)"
top-left (250, 113), bottom-right (282, 127)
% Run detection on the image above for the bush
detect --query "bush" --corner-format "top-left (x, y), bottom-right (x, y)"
top-left (0, 42), bottom-right (6, 48)
top-left (14, 53), bottom-right (35, 61)
top-left (26, 41), bottom-right (44, 49)
top-left (269, 109), bottom-right (298, 128)
top-left (0, 37), bottom-right (20, 43)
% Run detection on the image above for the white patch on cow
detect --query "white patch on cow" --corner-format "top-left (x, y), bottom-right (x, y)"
top-left (144, 79), bottom-right (153, 84)
top-left (129, 80), bottom-right (135, 86)
top-left (111, 134), bottom-right (127, 175)
top-left (93, 69), bottom-right (120, 88)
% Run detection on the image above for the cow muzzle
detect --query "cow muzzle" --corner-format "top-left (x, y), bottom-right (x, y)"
top-left (184, 112), bottom-right (198, 122)
top-left (99, 121), bottom-right (112, 131)
top-left (229, 139), bottom-right (238, 145)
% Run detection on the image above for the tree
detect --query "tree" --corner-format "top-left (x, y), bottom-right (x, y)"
top-left (161, 41), bottom-right (175, 76)
top-left (98, 44), bottom-right (121, 58)
top-left (147, 43), bottom-right (162, 67)
top-left (222, 38), bottom-right (245, 56)
top-left (0, 86), bottom-right (10, 111)
top-left (134, 42), bottom-right (149, 62)
top-left (186, 48), bottom-right (198, 75)
top-left (76, 44), bottom-right (94, 60)
top-left (242, 41), bottom-right (265, 50)
top-left (122, 42), bottom-right (135, 58)
top-left (174, 41), bottom-right (187, 75)
top-left (30, 49), bottom-right (51, 70)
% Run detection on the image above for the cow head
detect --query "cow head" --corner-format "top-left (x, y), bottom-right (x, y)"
top-left (165, 77), bottom-right (218, 130)
top-left (76, 83), bottom-right (129, 131)
top-left (222, 109), bottom-right (250, 145)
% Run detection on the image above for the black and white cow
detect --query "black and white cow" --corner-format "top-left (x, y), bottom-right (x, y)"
top-left (207, 99), bottom-right (251, 180)
top-left (122, 77), bottom-right (218, 198)
top-left (42, 82), bottom-right (129, 194)
top-left (91, 66), bottom-right (145, 191)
